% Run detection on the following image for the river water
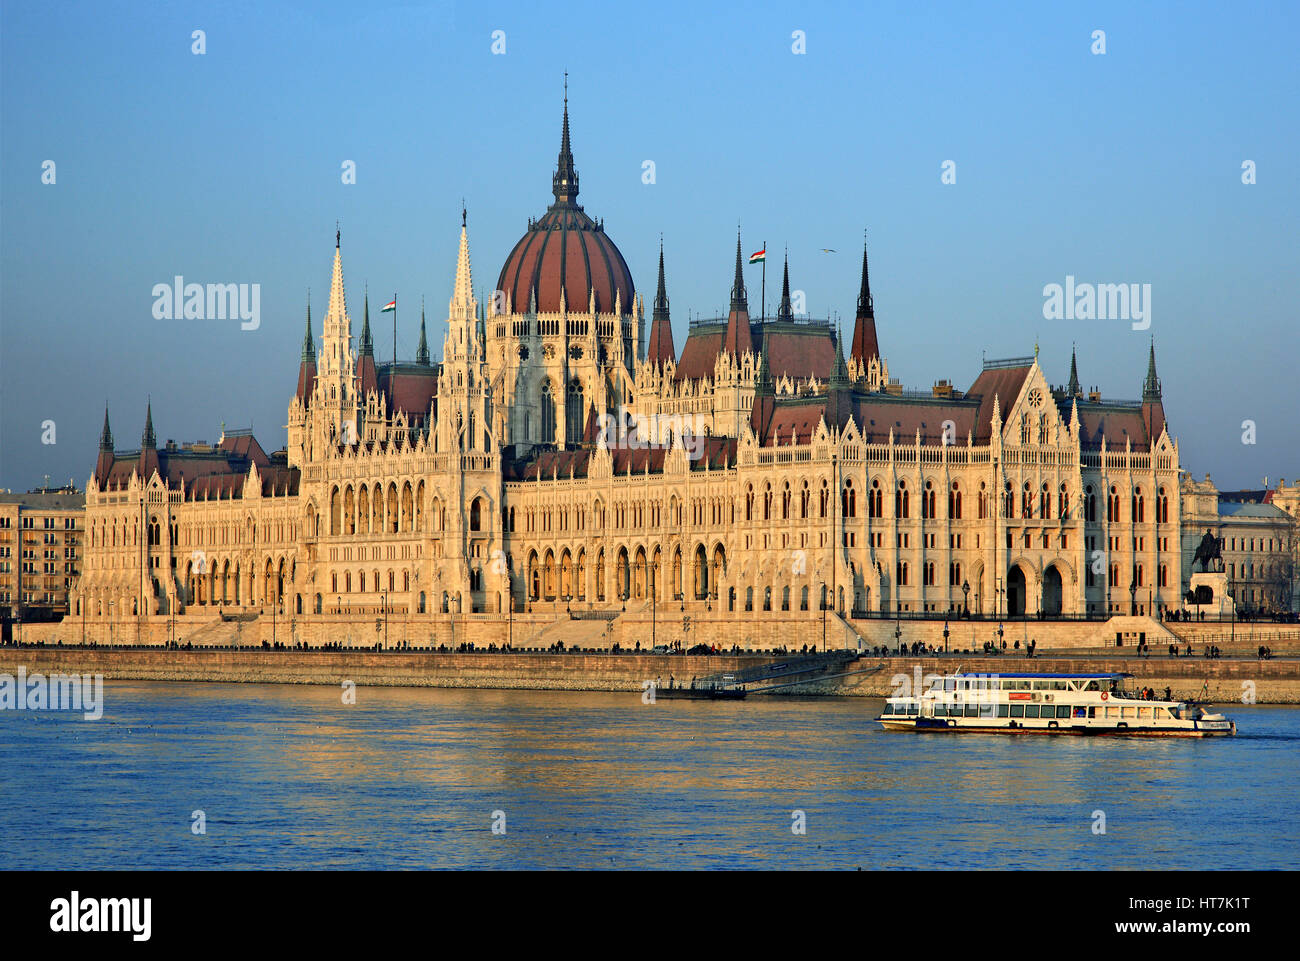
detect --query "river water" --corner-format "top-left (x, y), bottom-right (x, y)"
top-left (1, 681), bottom-right (1295, 869)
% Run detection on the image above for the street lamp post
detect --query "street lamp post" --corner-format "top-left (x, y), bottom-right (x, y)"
top-left (962, 579), bottom-right (970, 618)
top-left (380, 591), bottom-right (388, 649)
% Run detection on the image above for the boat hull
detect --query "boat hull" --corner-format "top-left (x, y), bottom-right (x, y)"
top-left (878, 718), bottom-right (1235, 737)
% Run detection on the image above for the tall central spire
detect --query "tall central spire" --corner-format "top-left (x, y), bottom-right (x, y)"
top-left (552, 73), bottom-right (579, 206)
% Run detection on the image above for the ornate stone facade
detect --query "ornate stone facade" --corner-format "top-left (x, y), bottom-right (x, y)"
top-left (68, 98), bottom-right (1199, 645)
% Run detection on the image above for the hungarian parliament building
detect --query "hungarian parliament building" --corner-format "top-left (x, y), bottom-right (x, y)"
top-left (70, 97), bottom-right (1225, 641)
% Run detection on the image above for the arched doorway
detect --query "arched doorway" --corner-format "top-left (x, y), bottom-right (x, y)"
top-left (1007, 565), bottom-right (1027, 617)
top-left (1042, 566), bottom-right (1063, 617)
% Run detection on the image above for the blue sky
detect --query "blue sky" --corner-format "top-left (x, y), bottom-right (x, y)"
top-left (1, 0), bottom-right (1296, 490)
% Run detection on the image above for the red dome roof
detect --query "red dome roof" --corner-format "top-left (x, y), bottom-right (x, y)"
top-left (496, 89), bottom-right (635, 315)
top-left (497, 206), bottom-right (635, 315)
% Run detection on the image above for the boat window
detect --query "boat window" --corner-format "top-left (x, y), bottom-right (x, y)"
top-left (1105, 706), bottom-right (1119, 719)
top-left (1057, 705), bottom-right (1071, 719)
top-left (979, 704), bottom-right (996, 718)
top-left (1121, 707), bottom-right (1134, 719)
top-left (1083, 680), bottom-right (1099, 691)
top-left (964, 704), bottom-right (979, 717)
top-left (908, 704), bottom-right (919, 716)
top-left (1138, 707), bottom-right (1152, 719)
top-left (934, 703), bottom-right (947, 716)
top-left (1024, 705), bottom-right (1040, 718)
top-left (1088, 707), bottom-right (1096, 718)
top-left (997, 704), bottom-right (1009, 718)
top-left (944, 678), bottom-right (957, 692)
top-left (1010, 704), bottom-right (1025, 718)
top-left (1167, 707), bottom-right (1179, 719)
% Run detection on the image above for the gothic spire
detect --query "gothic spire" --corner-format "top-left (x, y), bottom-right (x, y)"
top-left (141, 399), bottom-right (156, 449)
top-left (417, 297), bottom-right (431, 365)
top-left (300, 295), bottom-right (314, 363)
top-left (325, 230), bottom-right (348, 333)
top-left (451, 210), bottom-right (475, 315)
top-left (856, 240), bottom-right (874, 319)
top-left (830, 329), bottom-right (850, 389)
top-left (647, 238), bottom-right (676, 365)
top-left (849, 231), bottom-right (881, 370)
top-left (730, 228), bottom-right (747, 311)
top-left (723, 228), bottom-right (754, 358)
top-left (359, 286), bottom-right (374, 357)
top-left (1143, 338), bottom-right (1162, 400)
top-left (99, 404), bottom-right (113, 452)
top-left (1068, 343), bottom-right (1081, 397)
top-left (552, 74), bottom-right (579, 206)
top-left (776, 249), bottom-right (793, 322)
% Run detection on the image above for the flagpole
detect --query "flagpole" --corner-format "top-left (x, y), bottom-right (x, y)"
top-left (393, 293), bottom-right (397, 368)
top-left (761, 239), bottom-right (766, 321)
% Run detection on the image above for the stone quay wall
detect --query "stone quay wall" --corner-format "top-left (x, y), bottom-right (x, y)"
top-left (1, 648), bottom-right (1297, 702)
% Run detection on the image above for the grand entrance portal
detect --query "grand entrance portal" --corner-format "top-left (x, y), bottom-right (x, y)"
top-left (1042, 566), bottom-right (1063, 616)
top-left (1007, 565), bottom-right (1026, 617)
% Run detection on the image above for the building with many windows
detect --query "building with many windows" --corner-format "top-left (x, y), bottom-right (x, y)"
top-left (67, 95), bottom-right (1198, 645)
top-left (0, 487), bottom-right (85, 628)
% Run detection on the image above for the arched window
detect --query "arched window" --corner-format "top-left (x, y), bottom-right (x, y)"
top-left (565, 378), bottom-right (584, 445)
top-left (948, 482), bottom-right (962, 520)
top-left (470, 497), bottom-right (482, 532)
top-left (1059, 484), bottom-right (1069, 519)
top-left (540, 380), bottom-right (556, 444)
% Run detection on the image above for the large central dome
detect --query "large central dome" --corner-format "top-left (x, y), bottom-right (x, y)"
top-left (496, 92), bottom-right (635, 315)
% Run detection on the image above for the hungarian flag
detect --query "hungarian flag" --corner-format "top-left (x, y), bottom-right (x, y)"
top-left (381, 298), bottom-right (396, 312)
top-left (748, 249), bottom-right (765, 265)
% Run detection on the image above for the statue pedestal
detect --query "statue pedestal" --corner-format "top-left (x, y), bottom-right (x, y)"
top-left (1189, 571), bottom-right (1235, 617)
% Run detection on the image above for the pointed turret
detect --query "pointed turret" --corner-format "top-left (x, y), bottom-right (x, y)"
top-left (141, 399), bottom-right (156, 449)
top-left (1067, 344), bottom-right (1081, 397)
top-left (776, 250), bottom-right (793, 323)
top-left (450, 211), bottom-right (476, 318)
top-left (359, 288), bottom-right (374, 357)
top-left (1141, 339), bottom-right (1166, 442)
top-left (1143, 339), bottom-right (1162, 400)
top-left (646, 240), bottom-right (676, 365)
top-left (417, 297), bottom-right (431, 366)
top-left (296, 296), bottom-right (317, 402)
top-left (849, 235), bottom-right (881, 372)
top-left (99, 405), bottom-right (113, 452)
top-left (826, 332), bottom-right (853, 432)
top-left (722, 229), bottom-right (753, 358)
top-left (138, 399), bottom-right (160, 481)
top-left (552, 75), bottom-right (579, 206)
top-left (94, 404), bottom-right (115, 486)
top-left (355, 286), bottom-right (379, 403)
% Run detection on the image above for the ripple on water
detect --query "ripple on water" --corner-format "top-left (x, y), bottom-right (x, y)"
top-left (0, 685), bottom-right (1295, 869)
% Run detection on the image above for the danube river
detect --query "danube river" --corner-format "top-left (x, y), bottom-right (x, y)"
top-left (1, 681), bottom-right (1295, 869)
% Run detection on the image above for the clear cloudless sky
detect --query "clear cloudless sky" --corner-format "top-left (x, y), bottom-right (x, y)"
top-left (1, 0), bottom-right (1297, 491)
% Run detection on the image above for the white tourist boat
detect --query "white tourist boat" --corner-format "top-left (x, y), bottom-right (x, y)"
top-left (878, 672), bottom-right (1236, 737)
